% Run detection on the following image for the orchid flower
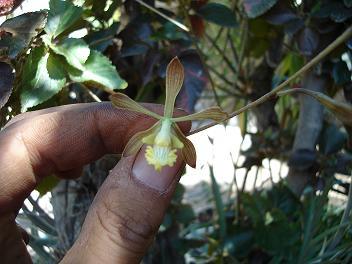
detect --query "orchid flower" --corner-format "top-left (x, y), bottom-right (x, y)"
top-left (110, 57), bottom-right (228, 172)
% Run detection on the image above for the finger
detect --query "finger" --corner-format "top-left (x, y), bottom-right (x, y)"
top-left (0, 214), bottom-right (31, 264)
top-left (0, 102), bottom-right (191, 214)
top-left (56, 167), bottom-right (83, 179)
top-left (62, 146), bottom-right (187, 263)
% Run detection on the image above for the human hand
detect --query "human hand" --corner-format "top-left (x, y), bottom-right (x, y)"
top-left (0, 102), bottom-right (190, 263)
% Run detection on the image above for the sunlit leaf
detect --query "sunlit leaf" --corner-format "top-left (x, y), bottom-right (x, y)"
top-left (48, 37), bottom-right (90, 70)
top-left (45, 0), bottom-right (83, 38)
top-left (19, 46), bottom-right (67, 112)
top-left (68, 50), bottom-right (127, 91)
top-left (0, 11), bottom-right (47, 59)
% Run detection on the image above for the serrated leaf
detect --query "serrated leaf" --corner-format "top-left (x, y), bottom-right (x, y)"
top-left (49, 38), bottom-right (90, 70)
top-left (198, 3), bottom-right (237, 27)
top-left (19, 46), bottom-right (66, 112)
top-left (0, 62), bottom-right (13, 108)
top-left (279, 88), bottom-right (352, 128)
top-left (0, 11), bottom-right (47, 59)
top-left (45, 0), bottom-right (83, 38)
top-left (244, 0), bottom-right (278, 18)
top-left (68, 50), bottom-right (127, 91)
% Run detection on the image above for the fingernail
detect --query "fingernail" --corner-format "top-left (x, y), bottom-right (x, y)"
top-left (132, 146), bottom-right (184, 192)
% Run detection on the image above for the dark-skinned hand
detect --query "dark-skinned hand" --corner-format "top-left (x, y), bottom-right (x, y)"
top-left (0, 102), bottom-right (190, 264)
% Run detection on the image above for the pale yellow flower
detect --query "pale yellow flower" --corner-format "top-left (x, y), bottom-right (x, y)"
top-left (110, 57), bottom-right (227, 171)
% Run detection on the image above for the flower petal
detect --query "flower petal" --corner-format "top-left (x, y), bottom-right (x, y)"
top-left (172, 107), bottom-right (228, 123)
top-left (165, 57), bottom-right (184, 118)
top-left (123, 121), bottom-right (161, 156)
top-left (110, 93), bottom-right (163, 120)
top-left (172, 124), bottom-right (196, 168)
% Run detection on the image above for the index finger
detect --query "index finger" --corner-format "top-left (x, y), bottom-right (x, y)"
top-left (0, 102), bottom-right (191, 213)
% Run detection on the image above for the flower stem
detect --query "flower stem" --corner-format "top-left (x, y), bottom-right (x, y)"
top-left (189, 26), bottom-right (352, 136)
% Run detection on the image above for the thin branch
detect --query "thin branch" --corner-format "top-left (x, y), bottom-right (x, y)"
top-left (194, 42), bottom-right (222, 107)
top-left (79, 83), bottom-right (102, 102)
top-left (205, 32), bottom-right (238, 74)
top-left (227, 30), bottom-right (239, 65)
top-left (189, 26), bottom-right (352, 136)
top-left (134, 0), bottom-right (190, 32)
top-left (208, 64), bottom-right (234, 86)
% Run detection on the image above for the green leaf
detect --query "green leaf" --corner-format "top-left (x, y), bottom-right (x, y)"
top-left (278, 88), bottom-right (352, 129)
top-left (277, 52), bottom-right (304, 77)
top-left (49, 38), bottom-right (90, 70)
top-left (198, 3), bottom-right (237, 27)
top-left (68, 50), bottom-right (127, 91)
top-left (244, 0), bottom-right (278, 18)
top-left (84, 22), bottom-right (119, 52)
top-left (19, 46), bottom-right (67, 112)
top-left (320, 124), bottom-right (347, 155)
top-left (0, 62), bottom-right (14, 109)
top-left (174, 204), bottom-right (195, 224)
top-left (209, 165), bottom-right (227, 241)
top-left (333, 61), bottom-right (351, 85)
top-left (36, 174), bottom-right (60, 196)
top-left (0, 11), bottom-right (47, 59)
top-left (345, 0), bottom-right (352, 8)
top-left (45, 0), bottom-right (83, 38)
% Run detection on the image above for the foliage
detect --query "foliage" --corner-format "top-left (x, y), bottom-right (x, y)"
top-left (1, 0), bottom-right (352, 263)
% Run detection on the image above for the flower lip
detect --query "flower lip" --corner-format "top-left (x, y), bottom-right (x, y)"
top-left (143, 118), bottom-right (183, 171)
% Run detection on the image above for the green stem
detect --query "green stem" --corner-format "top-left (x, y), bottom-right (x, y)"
top-left (189, 26), bottom-right (352, 136)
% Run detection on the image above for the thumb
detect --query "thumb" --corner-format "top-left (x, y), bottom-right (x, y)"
top-left (61, 147), bottom-right (185, 264)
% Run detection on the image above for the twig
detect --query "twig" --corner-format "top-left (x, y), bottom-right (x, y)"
top-left (189, 26), bottom-right (352, 136)
top-left (194, 42), bottom-right (222, 107)
top-left (134, 0), bottom-right (190, 32)
top-left (227, 30), bottom-right (239, 65)
top-left (79, 83), bottom-right (102, 102)
top-left (205, 32), bottom-right (238, 74)
top-left (208, 65), bottom-right (234, 86)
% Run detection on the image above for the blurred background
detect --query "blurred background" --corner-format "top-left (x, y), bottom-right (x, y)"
top-left (1, 0), bottom-right (352, 263)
